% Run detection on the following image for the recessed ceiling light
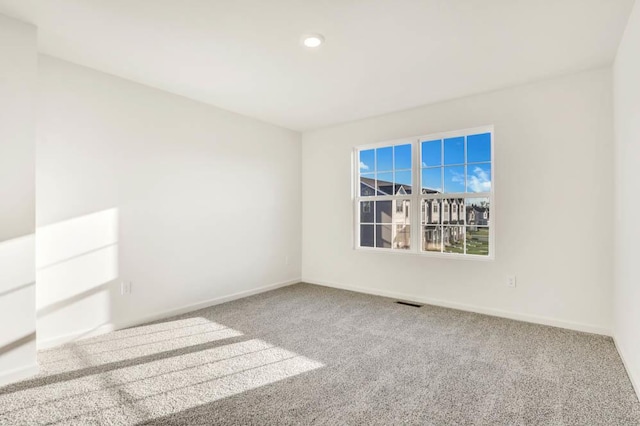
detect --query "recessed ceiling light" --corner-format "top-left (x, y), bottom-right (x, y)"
top-left (302, 34), bottom-right (324, 48)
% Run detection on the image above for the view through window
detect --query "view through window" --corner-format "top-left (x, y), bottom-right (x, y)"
top-left (355, 127), bottom-right (493, 258)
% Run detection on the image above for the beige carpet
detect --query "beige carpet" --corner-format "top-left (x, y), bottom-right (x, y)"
top-left (0, 283), bottom-right (638, 425)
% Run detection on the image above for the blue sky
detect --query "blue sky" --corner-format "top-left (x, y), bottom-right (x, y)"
top-left (359, 133), bottom-right (491, 193)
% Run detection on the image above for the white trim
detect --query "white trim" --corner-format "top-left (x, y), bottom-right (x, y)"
top-left (37, 324), bottom-right (119, 350)
top-left (354, 245), bottom-right (494, 261)
top-left (417, 125), bottom-right (494, 142)
top-left (613, 336), bottom-right (640, 402)
top-left (0, 363), bottom-right (39, 387)
top-left (37, 278), bottom-right (301, 350)
top-left (303, 278), bottom-right (611, 336)
top-left (356, 137), bottom-right (416, 151)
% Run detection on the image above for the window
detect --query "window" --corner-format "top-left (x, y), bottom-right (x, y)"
top-left (358, 143), bottom-right (412, 250)
top-left (354, 126), bottom-right (494, 258)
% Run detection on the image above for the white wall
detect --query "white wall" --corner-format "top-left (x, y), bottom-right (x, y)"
top-left (0, 14), bottom-right (38, 386)
top-left (37, 56), bottom-right (302, 346)
top-left (613, 0), bottom-right (640, 398)
top-left (302, 68), bottom-right (613, 335)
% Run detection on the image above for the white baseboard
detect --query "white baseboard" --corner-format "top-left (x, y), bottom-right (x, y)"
top-left (38, 324), bottom-right (119, 350)
top-left (114, 278), bottom-right (301, 330)
top-left (613, 336), bottom-right (640, 402)
top-left (0, 363), bottom-right (39, 388)
top-left (303, 278), bottom-right (611, 336)
top-left (38, 278), bottom-right (300, 350)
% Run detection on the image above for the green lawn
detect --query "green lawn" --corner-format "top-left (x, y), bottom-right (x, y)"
top-left (444, 240), bottom-right (464, 254)
top-left (466, 228), bottom-right (489, 255)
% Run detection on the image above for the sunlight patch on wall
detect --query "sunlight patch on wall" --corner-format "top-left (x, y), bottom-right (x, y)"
top-left (37, 208), bottom-right (118, 269)
top-left (36, 208), bottom-right (119, 343)
top-left (0, 234), bottom-right (36, 371)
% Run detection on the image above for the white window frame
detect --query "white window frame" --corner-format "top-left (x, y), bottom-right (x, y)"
top-left (352, 125), bottom-right (495, 260)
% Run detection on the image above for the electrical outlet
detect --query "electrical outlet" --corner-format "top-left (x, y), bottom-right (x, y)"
top-left (506, 275), bottom-right (516, 288)
top-left (285, 255), bottom-right (290, 265)
top-left (121, 281), bottom-right (132, 295)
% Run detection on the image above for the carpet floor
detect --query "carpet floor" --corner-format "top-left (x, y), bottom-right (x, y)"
top-left (0, 283), bottom-right (638, 425)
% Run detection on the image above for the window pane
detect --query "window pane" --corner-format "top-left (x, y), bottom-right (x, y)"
top-left (467, 133), bottom-right (491, 163)
top-left (392, 199), bottom-right (411, 224)
top-left (421, 140), bottom-right (441, 167)
top-left (444, 166), bottom-right (465, 193)
top-left (442, 198), bottom-right (465, 224)
top-left (394, 144), bottom-right (412, 170)
top-left (360, 173), bottom-right (376, 196)
top-left (359, 149), bottom-right (375, 173)
top-left (422, 226), bottom-right (442, 252)
top-left (375, 200), bottom-right (393, 223)
top-left (394, 170), bottom-right (412, 195)
top-left (443, 225), bottom-right (465, 254)
top-left (376, 146), bottom-right (393, 172)
top-left (466, 163), bottom-right (491, 193)
top-left (465, 198), bottom-right (490, 226)
top-left (360, 201), bottom-right (374, 223)
top-left (421, 168), bottom-right (442, 194)
top-left (421, 199), bottom-right (440, 225)
top-left (444, 137), bottom-right (464, 165)
top-left (376, 172), bottom-right (393, 195)
top-left (466, 227), bottom-right (489, 256)
top-left (391, 200), bottom-right (411, 250)
top-left (360, 225), bottom-right (374, 247)
top-left (376, 225), bottom-right (392, 248)
top-left (394, 225), bottom-right (411, 250)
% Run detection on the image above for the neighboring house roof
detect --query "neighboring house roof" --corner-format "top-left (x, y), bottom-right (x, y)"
top-left (468, 205), bottom-right (490, 214)
top-left (360, 177), bottom-right (385, 196)
top-left (421, 188), bottom-right (440, 194)
top-left (360, 179), bottom-right (490, 214)
top-left (360, 176), bottom-right (439, 195)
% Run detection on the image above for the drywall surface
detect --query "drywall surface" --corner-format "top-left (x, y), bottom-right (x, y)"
top-left (0, 14), bottom-right (37, 386)
top-left (0, 15), bottom-right (35, 242)
top-left (302, 68), bottom-right (613, 334)
top-left (613, 0), bottom-right (640, 398)
top-left (37, 56), bottom-right (302, 345)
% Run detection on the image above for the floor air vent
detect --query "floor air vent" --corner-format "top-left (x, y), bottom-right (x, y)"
top-left (395, 301), bottom-right (422, 308)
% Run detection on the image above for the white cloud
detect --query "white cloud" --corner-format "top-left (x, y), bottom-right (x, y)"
top-left (468, 166), bottom-right (491, 192)
top-left (451, 171), bottom-right (465, 185)
top-left (359, 161), bottom-right (369, 171)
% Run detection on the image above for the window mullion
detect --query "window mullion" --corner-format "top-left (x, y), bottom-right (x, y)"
top-left (412, 139), bottom-right (420, 253)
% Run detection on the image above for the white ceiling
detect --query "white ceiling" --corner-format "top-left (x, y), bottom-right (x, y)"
top-left (0, 0), bottom-right (634, 131)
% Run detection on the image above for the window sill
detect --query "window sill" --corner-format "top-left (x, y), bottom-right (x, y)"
top-left (354, 246), bottom-right (495, 261)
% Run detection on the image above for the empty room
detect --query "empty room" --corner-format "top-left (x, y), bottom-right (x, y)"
top-left (1, 0), bottom-right (639, 424)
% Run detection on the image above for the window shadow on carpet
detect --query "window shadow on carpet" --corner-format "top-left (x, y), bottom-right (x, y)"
top-left (0, 315), bottom-right (324, 425)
